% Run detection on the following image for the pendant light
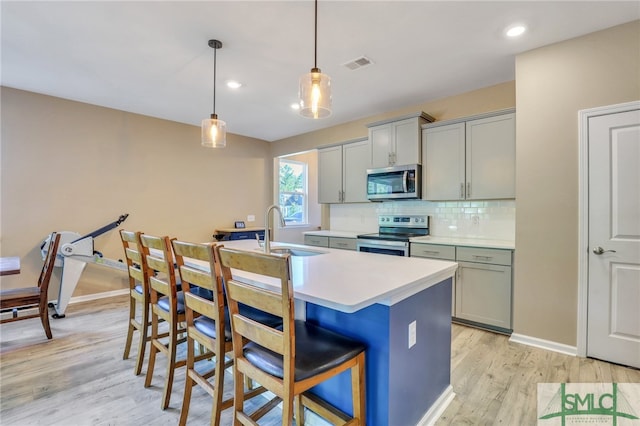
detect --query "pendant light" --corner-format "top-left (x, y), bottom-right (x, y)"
top-left (298, 0), bottom-right (331, 119)
top-left (202, 39), bottom-right (227, 148)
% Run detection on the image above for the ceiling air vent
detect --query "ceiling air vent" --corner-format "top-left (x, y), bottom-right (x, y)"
top-left (342, 56), bottom-right (373, 71)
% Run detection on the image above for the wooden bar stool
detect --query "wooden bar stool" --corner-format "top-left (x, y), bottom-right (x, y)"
top-left (120, 230), bottom-right (153, 375)
top-left (216, 246), bottom-right (367, 426)
top-left (172, 240), bottom-right (270, 425)
top-left (140, 234), bottom-right (210, 410)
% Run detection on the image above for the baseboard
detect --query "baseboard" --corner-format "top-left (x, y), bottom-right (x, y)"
top-left (509, 333), bottom-right (577, 356)
top-left (417, 385), bottom-right (455, 426)
top-left (63, 288), bottom-right (129, 305)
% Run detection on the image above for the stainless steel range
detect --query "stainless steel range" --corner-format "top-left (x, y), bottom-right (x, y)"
top-left (356, 214), bottom-right (429, 256)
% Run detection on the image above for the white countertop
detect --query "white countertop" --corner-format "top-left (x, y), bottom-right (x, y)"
top-left (410, 236), bottom-right (515, 250)
top-left (218, 239), bottom-right (457, 313)
top-left (305, 230), bottom-right (515, 250)
top-left (303, 230), bottom-right (360, 238)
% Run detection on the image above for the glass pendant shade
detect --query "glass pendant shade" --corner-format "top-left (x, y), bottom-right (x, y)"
top-left (201, 113), bottom-right (227, 148)
top-left (299, 67), bottom-right (331, 119)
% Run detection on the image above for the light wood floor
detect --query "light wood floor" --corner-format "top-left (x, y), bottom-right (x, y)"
top-left (1, 295), bottom-right (638, 425)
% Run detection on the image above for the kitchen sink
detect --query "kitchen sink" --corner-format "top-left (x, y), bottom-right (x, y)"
top-left (269, 247), bottom-right (325, 257)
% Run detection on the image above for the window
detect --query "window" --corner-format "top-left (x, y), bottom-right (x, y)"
top-left (279, 159), bottom-right (307, 225)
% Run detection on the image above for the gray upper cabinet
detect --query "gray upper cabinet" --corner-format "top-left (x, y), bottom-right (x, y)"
top-left (423, 110), bottom-right (516, 201)
top-left (318, 138), bottom-right (370, 204)
top-left (423, 122), bottom-right (466, 200)
top-left (368, 112), bottom-right (434, 168)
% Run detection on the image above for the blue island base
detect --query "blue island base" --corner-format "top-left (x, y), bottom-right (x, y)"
top-left (305, 278), bottom-right (453, 426)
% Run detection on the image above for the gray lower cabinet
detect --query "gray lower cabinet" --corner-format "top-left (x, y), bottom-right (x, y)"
top-left (410, 243), bottom-right (456, 315)
top-left (304, 235), bottom-right (329, 247)
top-left (410, 243), bottom-right (513, 333)
top-left (328, 237), bottom-right (357, 251)
top-left (304, 235), bottom-right (357, 251)
top-left (455, 247), bottom-right (512, 332)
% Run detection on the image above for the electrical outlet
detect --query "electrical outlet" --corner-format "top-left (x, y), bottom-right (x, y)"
top-left (408, 320), bottom-right (417, 348)
top-left (472, 215), bottom-right (480, 226)
top-left (247, 215), bottom-right (255, 222)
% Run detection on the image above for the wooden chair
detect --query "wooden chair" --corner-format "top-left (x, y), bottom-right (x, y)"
top-left (120, 230), bottom-right (157, 376)
top-left (216, 246), bottom-right (367, 426)
top-left (0, 232), bottom-right (61, 340)
top-left (140, 233), bottom-right (208, 409)
top-left (172, 240), bottom-right (270, 425)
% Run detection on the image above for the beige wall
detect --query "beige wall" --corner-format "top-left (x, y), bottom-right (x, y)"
top-left (0, 87), bottom-right (272, 298)
top-left (514, 20), bottom-right (640, 345)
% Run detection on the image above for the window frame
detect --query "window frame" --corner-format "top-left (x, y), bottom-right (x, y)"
top-left (278, 158), bottom-right (308, 226)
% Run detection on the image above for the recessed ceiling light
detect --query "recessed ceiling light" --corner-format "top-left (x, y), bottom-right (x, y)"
top-left (290, 103), bottom-right (300, 110)
top-left (506, 25), bottom-right (526, 38)
top-left (226, 80), bottom-right (242, 89)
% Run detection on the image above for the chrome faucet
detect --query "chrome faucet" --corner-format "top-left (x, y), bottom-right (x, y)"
top-left (264, 204), bottom-right (285, 254)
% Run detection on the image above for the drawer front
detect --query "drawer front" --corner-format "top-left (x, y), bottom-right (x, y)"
top-left (304, 235), bottom-right (329, 247)
top-left (410, 243), bottom-right (456, 260)
top-left (329, 237), bottom-right (357, 251)
top-left (456, 247), bottom-right (512, 266)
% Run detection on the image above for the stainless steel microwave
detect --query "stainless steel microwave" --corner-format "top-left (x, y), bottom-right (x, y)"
top-left (366, 164), bottom-right (421, 200)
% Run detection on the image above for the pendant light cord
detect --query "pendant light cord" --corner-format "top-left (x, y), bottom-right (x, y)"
top-left (314, 0), bottom-right (318, 68)
top-left (212, 45), bottom-right (217, 115)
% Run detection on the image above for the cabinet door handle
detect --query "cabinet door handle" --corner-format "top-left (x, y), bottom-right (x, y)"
top-left (422, 250), bottom-right (441, 255)
top-left (460, 183), bottom-right (464, 199)
top-left (467, 182), bottom-right (471, 197)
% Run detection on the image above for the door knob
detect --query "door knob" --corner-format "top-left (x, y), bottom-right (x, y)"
top-left (593, 246), bottom-right (616, 255)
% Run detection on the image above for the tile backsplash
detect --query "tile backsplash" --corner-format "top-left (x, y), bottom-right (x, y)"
top-left (329, 200), bottom-right (515, 241)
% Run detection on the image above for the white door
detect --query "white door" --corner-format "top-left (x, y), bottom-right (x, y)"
top-left (587, 107), bottom-right (640, 368)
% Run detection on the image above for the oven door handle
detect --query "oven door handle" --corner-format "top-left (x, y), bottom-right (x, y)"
top-left (357, 239), bottom-right (409, 248)
top-left (402, 170), bottom-right (408, 193)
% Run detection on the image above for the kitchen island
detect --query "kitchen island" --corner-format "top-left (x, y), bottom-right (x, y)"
top-left (217, 239), bottom-right (458, 426)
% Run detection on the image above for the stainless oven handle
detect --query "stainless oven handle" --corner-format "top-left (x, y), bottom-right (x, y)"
top-left (403, 170), bottom-right (408, 193)
top-left (357, 239), bottom-right (409, 248)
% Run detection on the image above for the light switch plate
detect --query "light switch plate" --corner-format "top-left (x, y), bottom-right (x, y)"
top-left (247, 215), bottom-right (255, 222)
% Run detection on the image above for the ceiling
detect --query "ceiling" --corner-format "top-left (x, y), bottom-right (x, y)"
top-left (2, 1), bottom-right (638, 142)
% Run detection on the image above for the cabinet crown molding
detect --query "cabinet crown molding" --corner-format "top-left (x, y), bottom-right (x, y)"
top-left (366, 111), bottom-right (435, 128)
top-left (423, 108), bottom-right (515, 129)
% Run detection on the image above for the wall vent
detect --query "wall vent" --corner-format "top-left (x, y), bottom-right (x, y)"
top-left (342, 56), bottom-right (373, 70)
